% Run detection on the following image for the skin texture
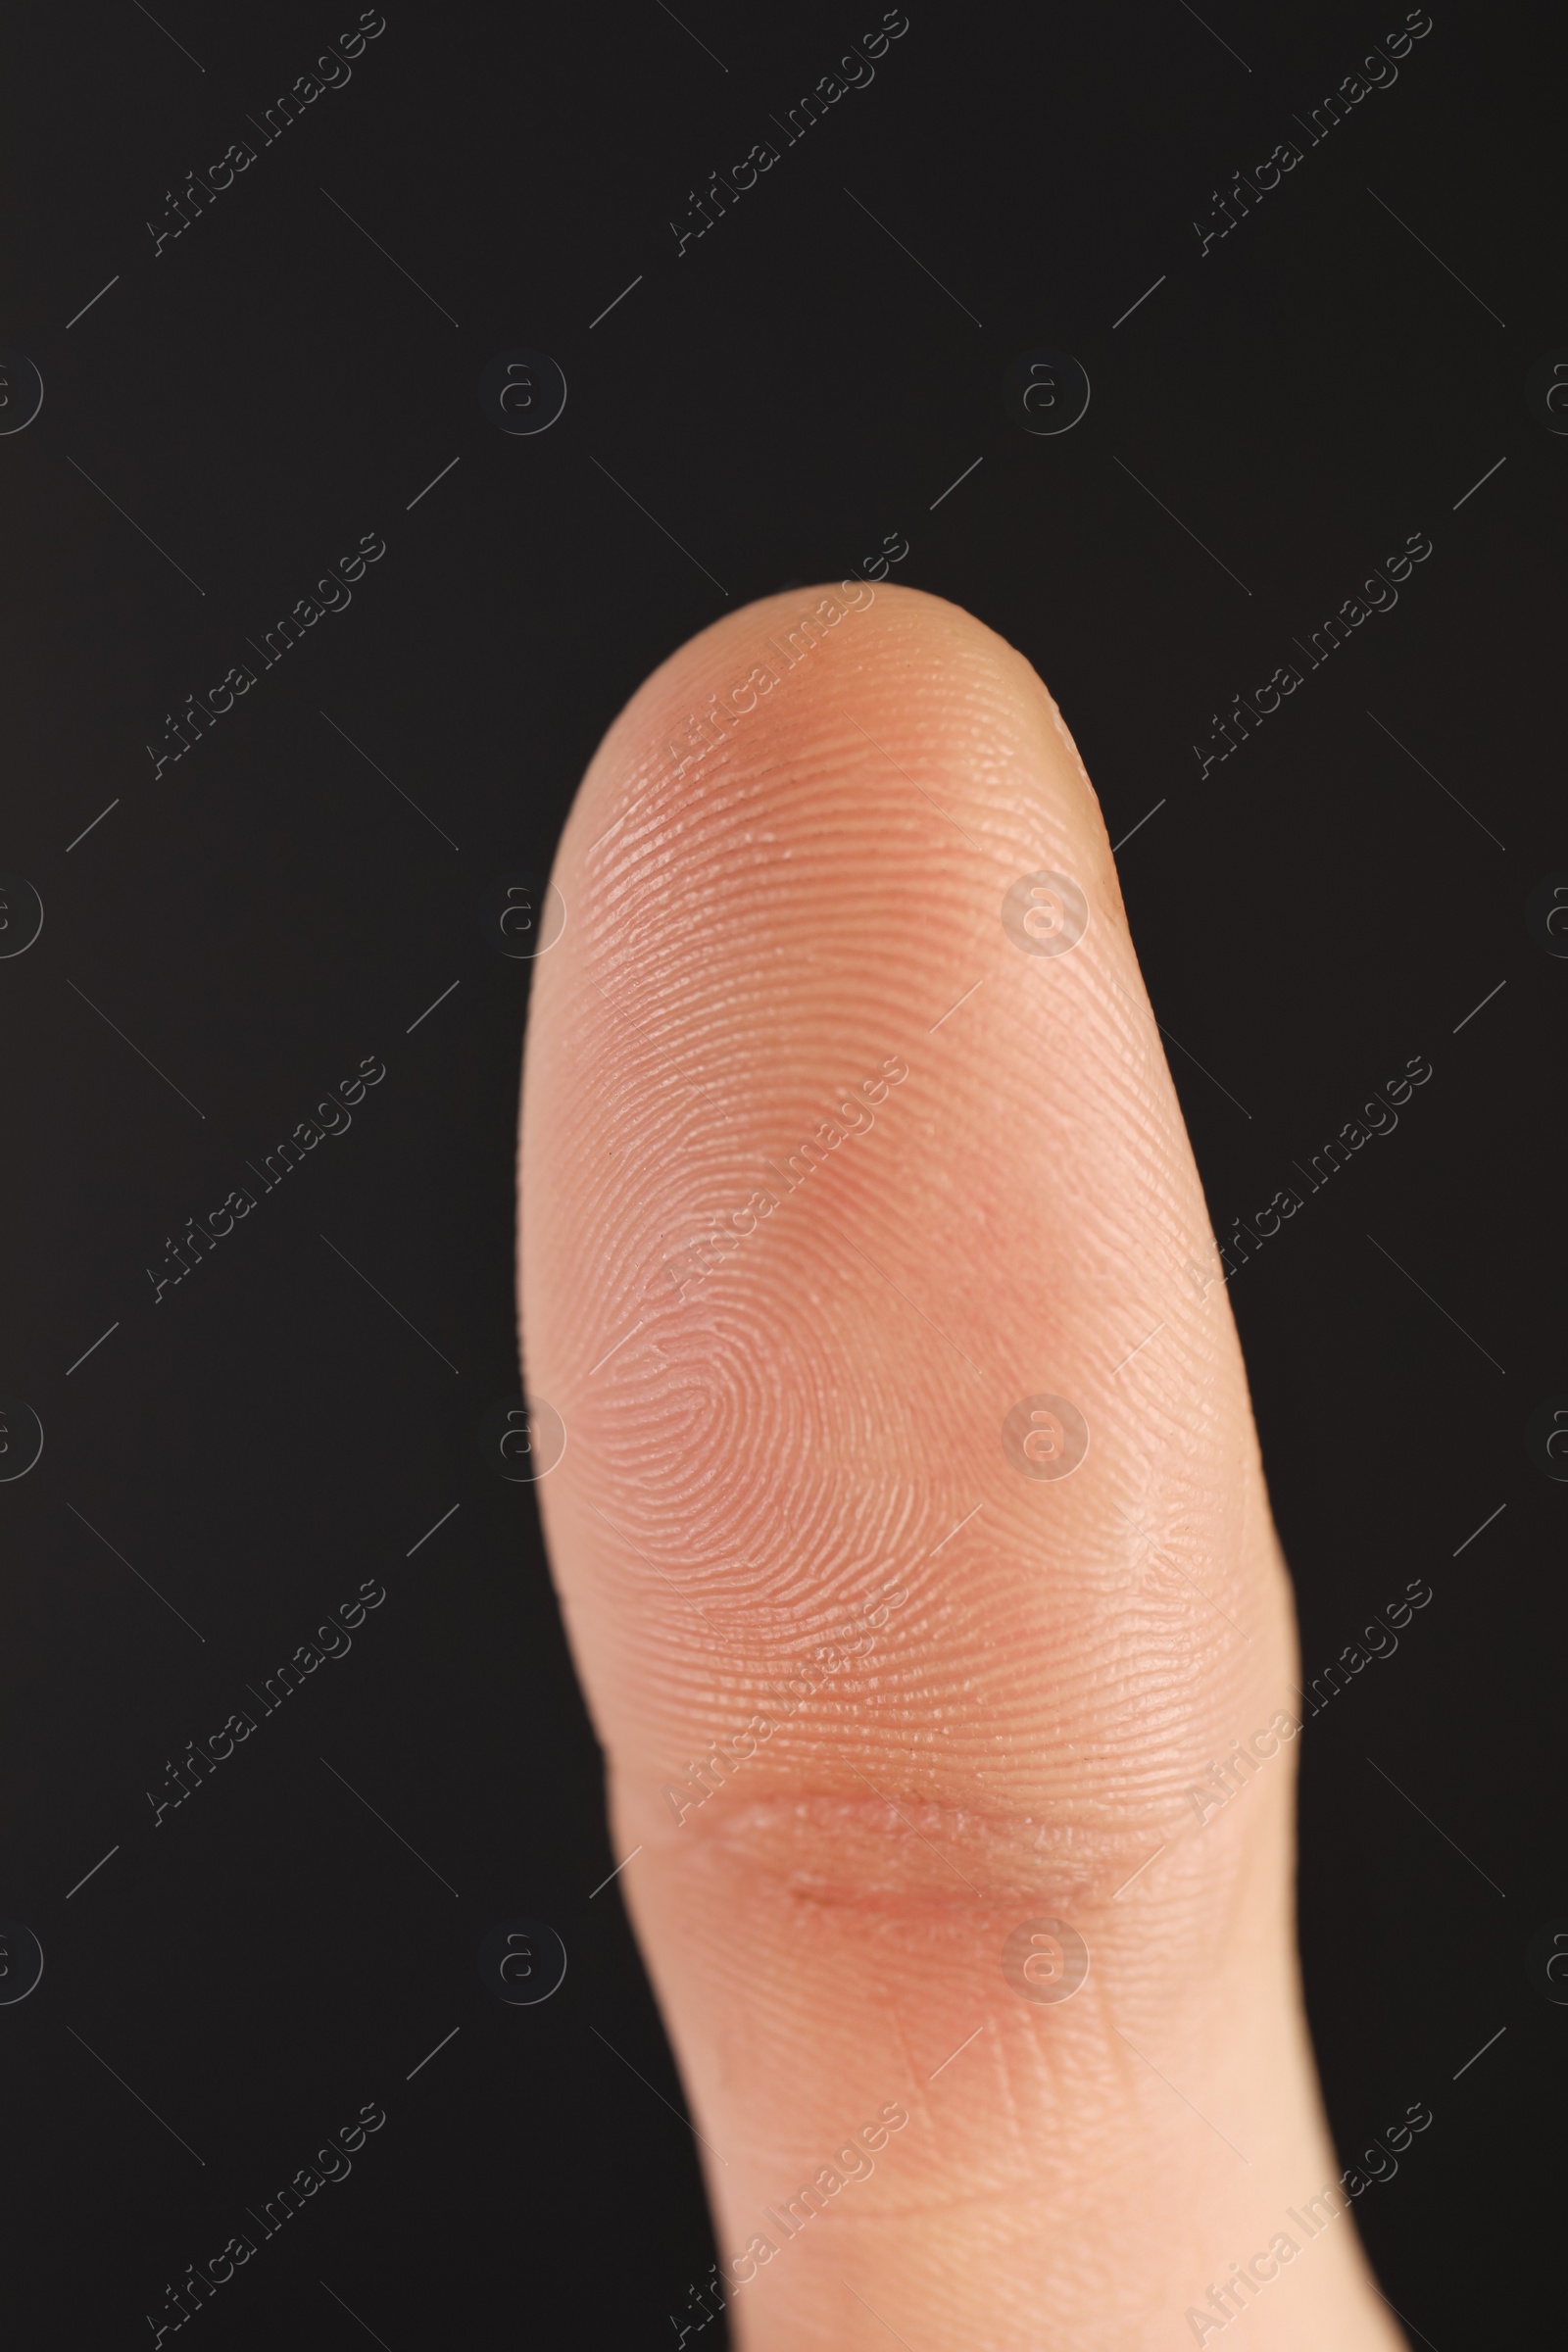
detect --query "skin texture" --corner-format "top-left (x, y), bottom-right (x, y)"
top-left (518, 584), bottom-right (1405, 2349)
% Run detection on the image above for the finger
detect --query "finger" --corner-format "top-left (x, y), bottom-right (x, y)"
top-left (520, 583), bottom-right (1398, 2350)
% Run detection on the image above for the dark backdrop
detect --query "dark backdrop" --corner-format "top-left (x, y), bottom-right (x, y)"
top-left (1, 2), bottom-right (1561, 2344)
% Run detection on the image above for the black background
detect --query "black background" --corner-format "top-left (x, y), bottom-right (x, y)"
top-left (1, 2), bottom-right (1561, 2344)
